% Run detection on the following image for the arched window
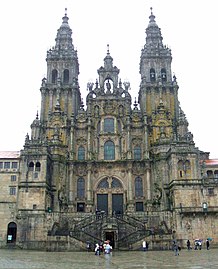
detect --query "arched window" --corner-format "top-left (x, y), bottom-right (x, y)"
top-left (111, 178), bottom-right (122, 188)
top-left (135, 177), bottom-right (143, 197)
top-left (184, 160), bottom-right (191, 176)
top-left (104, 118), bottom-right (114, 133)
top-left (97, 178), bottom-right (109, 189)
top-left (214, 170), bottom-right (218, 178)
top-left (134, 146), bottom-right (141, 160)
top-left (28, 162), bottom-right (34, 171)
top-left (78, 146), bottom-right (85, 160)
top-left (104, 140), bottom-right (115, 160)
top-left (77, 178), bottom-right (85, 198)
top-left (161, 68), bottom-right (167, 82)
top-left (150, 68), bottom-right (156, 82)
top-left (178, 160), bottom-right (191, 178)
top-left (51, 69), bottom-right (58, 84)
top-left (35, 162), bottom-right (41, 172)
top-left (63, 69), bottom-right (69, 84)
top-left (207, 170), bottom-right (213, 179)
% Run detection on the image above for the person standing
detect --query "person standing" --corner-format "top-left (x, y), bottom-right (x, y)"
top-left (206, 239), bottom-right (210, 250)
top-left (173, 241), bottom-right (179, 256)
top-left (95, 243), bottom-right (100, 255)
top-left (187, 240), bottom-right (191, 250)
top-left (198, 240), bottom-right (202, 250)
top-left (104, 241), bottom-right (112, 254)
top-left (142, 240), bottom-right (147, 251)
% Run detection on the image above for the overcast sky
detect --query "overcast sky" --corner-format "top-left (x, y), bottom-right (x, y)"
top-left (0, 0), bottom-right (217, 158)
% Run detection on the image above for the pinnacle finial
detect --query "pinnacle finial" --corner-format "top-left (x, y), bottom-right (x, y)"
top-left (65, 8), bottom-right (67, 16)
top-left (149, 7), bottom-right (156, 23)
top-left (107, 44), bottom-right (110, 55)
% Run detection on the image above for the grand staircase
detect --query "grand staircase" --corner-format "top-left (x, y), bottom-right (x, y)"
top-left (48, 212), bottom-right (172, 250)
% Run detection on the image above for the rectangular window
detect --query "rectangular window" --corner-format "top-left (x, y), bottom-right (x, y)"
top-left (9, 187), bottom-right (16, 195)
top-left (136, 202), bottom-right (144, 212)
top-left (134, 146), bottom-right (141, 160)
top-left (0, 162), bottom-right (3, 169)
top-left (77, 202), bottom-right (85, 212)
top-left (104, 118), bottom-right (114, 133)
top-left (11, 175), bottom-right (16, 181)
top-left (4, 162), bottom-right (10, 169)
top-left (78, 146), bottom-right (85, 160)
top-left (12, 162), bottom-right (18, 169)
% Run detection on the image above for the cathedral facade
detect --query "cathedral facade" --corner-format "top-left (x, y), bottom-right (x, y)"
top-left (0, 9), bottom-right (218, 250)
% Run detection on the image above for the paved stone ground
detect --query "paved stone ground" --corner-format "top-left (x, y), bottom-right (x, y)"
top-left (0, 248), bottom-right (217, 269)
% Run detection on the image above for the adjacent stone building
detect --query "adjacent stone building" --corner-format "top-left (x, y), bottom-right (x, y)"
top-left (0, 9), bottom-right (218, 250)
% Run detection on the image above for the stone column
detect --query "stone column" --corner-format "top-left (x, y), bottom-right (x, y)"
top-left (86, 163), bottom-right (93, 212)
top-left (126, 117), bottom-right (131, 159)
top-left (143, 113), bottom-right (149, 159)
top-left (49, 89), bottom-right (53, 113)
top-left (87, 115), bottom-right (91, 160)
top-left (68, 164), bottom-right (74, 202)
top-left (146, 168), bottom-right (151, 200)
top-left (127, 164), bottom-right (134, 212)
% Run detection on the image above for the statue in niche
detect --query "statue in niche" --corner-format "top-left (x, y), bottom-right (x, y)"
top-left (160, 126), bottom-right (166, 138)
top-left (105, 79), bottom-right (113, 94)
top-left (58, 186), bottom-right (68, 212)
top-left (106, 79), bottom-right (111, 90)
top-left (94, 106), bottom-right (99, 117)
top-left (152, 183), bottom-right (162, 208)
top-left (119, 106), bottom-right (124, 116)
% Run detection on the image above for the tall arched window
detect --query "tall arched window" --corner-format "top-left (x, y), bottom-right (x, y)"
top-left (178, 160), bottom-right (183, 178)
top-left (77, 178), bottom-right (85, 198)
top-left (161, 68), bottom-right (167, 82)
top-left (28, 162), bottom-right (34, 171)
top-left (135, 177), bottom-right (143, 197)
top-left (52, 69), bottom-right (58, 83)
top-left (134, 146), bottom-right (141, 160)
top-left (184, 160), bottom-right (191, 176)
top-left (150, 68), bottom-right (156, 82)
top-left (78, 146), bottom-right (85, 160)
top-left (178, 160), bottom-right (191, 178)
top-left (63, 69), bottom-right (69, 84)
top-left (104, 140), bottom-right (115, 160)
top-left (35, 162), bottom-right (41, 172)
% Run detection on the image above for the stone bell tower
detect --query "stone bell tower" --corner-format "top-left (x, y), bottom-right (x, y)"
top-left (40, 8), bottom-right (81, 123)
top-left (16, 10), bottom-right (82, 243)
top-left (139, 8), bottom-right (179, 148)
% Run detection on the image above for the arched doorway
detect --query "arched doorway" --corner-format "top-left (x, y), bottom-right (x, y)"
top-left (96, 177), bottom-right (124, 215)
top-left (7, 222), bottom-right (17, 243)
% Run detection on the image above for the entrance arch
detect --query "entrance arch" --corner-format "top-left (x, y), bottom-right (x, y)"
top-left (96, 177), bottom-right (124, 215)
top-left (7, 222), bottom-right (17, 243)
